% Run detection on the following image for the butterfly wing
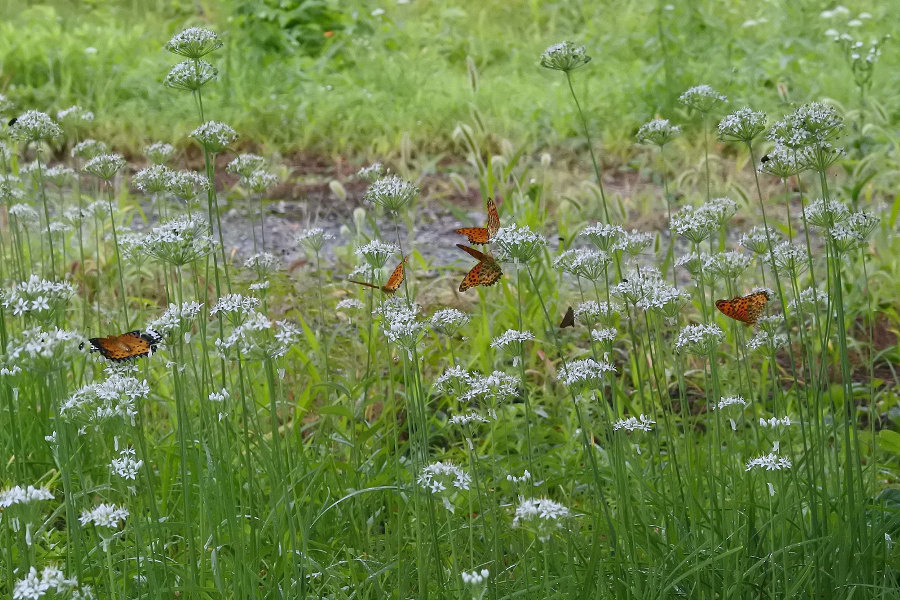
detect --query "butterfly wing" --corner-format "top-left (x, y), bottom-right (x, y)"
top-left (381, 256), bottom-right (408, 293)
top-left (715, 291), bottom-right (770, 326)
top-left (456, 244), bottom-right (489, 261)
top-left (559, 306), bottom-right (575, 328)
top-left (459, 262), bottom-right (484, 292)
top-left (454, 227), bottom-right (490, 245)
top-left (743, 291), bottom-right (770, 325)
top-left (476, 259), bottom-right (503, 287)
top-left (485, 197), bottom-right (500, 238)
top-left (89, 330), bottom-right (156, 361)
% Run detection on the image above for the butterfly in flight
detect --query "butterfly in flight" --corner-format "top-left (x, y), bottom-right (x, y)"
top-left (348, 255), bottom-right (408, 294)
top-left (455, 197), bottom-right (500, 245)
top-left (715, 290), bottom-right (770, 326)
top-left (456, 244), bottom-right (503, 292)
top-left (89, 330), bottom-right (163, 361)
top-left (559, 306), bottom-right (575, 328)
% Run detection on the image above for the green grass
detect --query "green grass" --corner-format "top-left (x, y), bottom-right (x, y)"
top-left (1, 3), bottom-right (900, 600)
top-left (2, 0), bottom-right (899, 159)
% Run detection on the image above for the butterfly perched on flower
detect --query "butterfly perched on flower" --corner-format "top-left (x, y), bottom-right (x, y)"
top-left (348, 256), bottom-right (408, 294)
top-left (89, 330), bottom-right (163, 361)
top-left (455, 197), bottom-right (500, 245)
top-left (715, 290), bottom-right (770, 326)
top-left (456, 244), bottom-right (503, 292)
top-left (559, 306), bottom-right (575, 328)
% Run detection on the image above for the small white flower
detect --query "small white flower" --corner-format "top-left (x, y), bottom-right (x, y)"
top-left (79, 503), bottom-right (129, 528)
top-left (613, 414), bottom-right (655, 432)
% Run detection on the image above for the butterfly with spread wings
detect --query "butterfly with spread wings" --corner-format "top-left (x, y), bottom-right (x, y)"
top-left (89, 330), bottom-right (163, 361)
top-left (455, 197), bottom-right (500, 245)
top-left (715, 290), bottom-right (770, 326)
top-left (348, 256), bottom-right (408, 294)
top-left (456, 244), bottom-right (503, 292)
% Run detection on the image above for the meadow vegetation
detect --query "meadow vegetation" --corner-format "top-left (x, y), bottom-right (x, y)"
top-left (1, 2), bottom-right (899, 599)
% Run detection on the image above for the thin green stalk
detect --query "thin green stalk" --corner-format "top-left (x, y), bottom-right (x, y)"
top-left (564, 71), bottom-right (611, 224)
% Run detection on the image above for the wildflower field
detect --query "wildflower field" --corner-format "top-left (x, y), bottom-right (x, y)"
top-left (1, 2), bottom-right (899, 599)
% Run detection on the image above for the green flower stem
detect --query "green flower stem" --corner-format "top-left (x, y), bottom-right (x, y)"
top-left (564, 71), bottom-right (611, 224)
top-left (105, 182), bottom-right (130, 330)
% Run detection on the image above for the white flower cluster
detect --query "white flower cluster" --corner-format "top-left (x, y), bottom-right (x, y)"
top-left (591, 327), bottom-right (617, 343)
top-left (109, 447), bottom-right (143, 480)
top-left (557, 358), bottom-right (616, 388)
top-left (554, 248), bottom-right (611, 280)
top-left (768, 102), bottom-right (843, 149)
top-left (190, 121), bottom-right (237, 153)
top-left (57, 104), bottom-right (94, 125)
top-left (165, 60), bottom-right (217, 92)
top-left (12, 566), bottom-right (86, 600)
top-left (356, 162), bottom-right (384, 182)
top-left (133, 164), bottom-right (174, 193)
top-left (10, 110), bottom-right (62, 141)
top-left (759, 416), bottom-right (793, 428)
top-left (72, 139), bottom-right (109, 159)
top-left (492, 225), bottom-right (547, 263)
top-left (140, 216), bottom-right (216, 266)
top-left (364, 175), bottom-right (418, 212)
top-left (490, 329), bottom-right (534, 351)
top-left (166, 170), bottom-right (210, 202)
top-left (712, 396), bottom-right (748, 411)
top-left (429, 308), bottom-right (470, 335)
top-left (612, 414), bottom-right (655, 432)
top-left (580, 223), bottom-right (625, 251)
top-left (0, 484), bottom-right (54, 508)
top-left (355, 240), bottom-right (399, 268)
top-left (513, 497), bottom-right (572, 541)
top-left (746, 452), bottom-right (792, 472)
top-left (574, 300), bottom-right (620, 326)
top-left (670, 198), bottom-right (737, 243)
top-left (377, 298), bottom-right (423, 351)
top-left (717, 107), bottom-right (767, 143)
top-left (144, 142), bottom-right (174, 164)
top-left (7, 204), bottom-right (40, 225)
top-left (215, 311), bottom-right (300, 360)
top-left (61, 374), bottom-right (150, 426)
top-left (244, 252), bottom-right (280, 273)
top-left (165, 27), bottom-right (223, 59)
top-left (1, 275), bottom-right (76, 320)
top-left (79, 503), bottom-right (129, 528)
top-left (461, 568), bottom-right (490, 586)
top-left (1, 327), bottom-right (85, 374)
top-left (539, 41), bottom-right (591, 72)
top-left (418, 461), bottom-right (472, 494)
top-left (674, 323), bottom-right (724, 354)
top-left (241, 169), bottom-right (279, 193)
top-left (297, 227), bottom-right (334, 252)
top-left (335, 298), bottom-right (364, 311)
top-left (460, 370), bottom-right (520, 404)
top-left (636, 118), bottom-right (681, 146)
top-left (448, 411), bottom-right (491, 426)
top-left (83, 153), bottom-right (126, 181)
top-left (678, 84), bottom-right (727, 112)
top-left (758, 142), bottom-right (807, 178)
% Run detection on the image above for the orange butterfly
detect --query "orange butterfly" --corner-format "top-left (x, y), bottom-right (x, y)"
top-left (456, 244), bottom-right (503, 292)
top-left (715, 291), bottom-right (770, 326)
top-left (455, 197), bottom-right (500, 245)
top-left (89, 330), bottom-right (162, 361)
top-left (348, 256), bottom-right (408, 294)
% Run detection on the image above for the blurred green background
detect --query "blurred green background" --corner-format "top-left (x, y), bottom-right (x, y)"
top-left (1, 0), bottom-right (896, 160)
